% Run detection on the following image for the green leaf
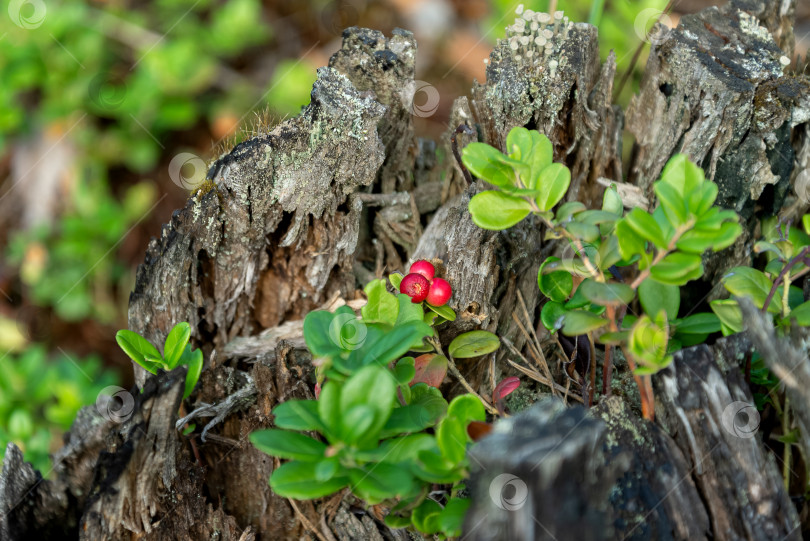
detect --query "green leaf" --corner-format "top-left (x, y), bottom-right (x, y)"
top-left (555, 201), bottom-right (587, 222)
top-left (357, 321), bottom-right (432, 367)
top-left (389, 272), bottom-right (403, 290)
top-left (395, 294), bottom-right (425, 327)
top-left (578, 279), bottom-right (634, 306)
top-left (803, 214), bottom-right (810, 236)
top-left (658, 154), bottom-right (704, 196)
top-left (505, 126), bottom-right (533, 160)
top-left (438, 498), bottom-right (471, 538)
top-left (115, 329), bottom-right (163, 373)
top-left (182, 348), bottom-right (203, 399)
top-left (710, 299), bottom-right (743, 335)
top-left (654, 180), bottom-right (688, 226)
top-left (318, 381), bottom-right (342, 441)
top-left (526, 131), bottom-right (554, 188)
top-left (561, 310), bottom-right (607, 335)
top-left (412, 498), bottom-right (443, 534)
top-left (339, 365), bottom-right (396, 446)
top-left (673, 313), bottom-right (721, 334)
top-left (314, 458), bottom-right (340, 482)
top-left (163, 322), bottom-right (191, 369)
top-left (349, 463), bottom-right (416, 504)
top-left (436, 394), bottom-right (486, 463)
top-left (394, 357), bottom-right (416, 385)
top-left (356, 434), bottom-right (438, 464)
top-left (622, 208), bottom-right (668, 249)
top-left (269, 460), bottom-right (349, 499)
top-left (469, 191), bottom-right (532, 230)
top-left (448, 330), bottom-right (500, 358)
top-left (538, 257), bottom-right (573, 302)
top-left (461, 142), bottom-right (517, 188)
top-left (722, 267), bottom-right (780, 313)
top-left (362, 279), bottom-right (399, 325)
top-left (602, 185), bottom-right (623, 215)
top-left (541, 301), bottom-right (567, 331)
top-left (597, 331), bottom-right (629, 345)
top-left (250, 429), bottom-right (327, 461)
top-left (615, 219), bottom-right (648, 263)
top-left (649, 252), bottom-right (703, 286)
top-left (638, 279), bottom-right (679, 320)
top-left (272, 400), bottom-right (325, 432)
top-left (447, 394), bottom-right (486, 424)
top-left (303, 309), bottom-right (346, 358)
top-left (788, 300), bottom-right (810, 326)
top-left (628, 313), bottom-right (671, 374)
top-left (536, 163), bottom-right (571, 211)
top-left (427, 302), bottom-right (456, 322)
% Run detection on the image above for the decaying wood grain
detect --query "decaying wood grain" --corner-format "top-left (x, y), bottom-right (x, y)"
top-left (465, 337), bottom-right (800, 540)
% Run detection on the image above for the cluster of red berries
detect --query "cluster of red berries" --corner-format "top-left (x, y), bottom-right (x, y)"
top-left (400, 260), bottom-right (452, 306)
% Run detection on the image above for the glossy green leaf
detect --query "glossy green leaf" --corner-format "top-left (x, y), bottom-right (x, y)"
top-left (538, 257), bottom-right (573, 302)
top-left (615, 219), bottom-right (648, 262)
top-left (555, 201), bottom-right (587, 222)
top-left (395, 294), bottom-right (425, 327)
top-left (412, 498), bottom-right (443, 534)
top-left (389, 272), bottom-right (403, 290)
top-left (628, 312), bottom-right (671, 374)
top-left (461, 142), bottom-right (518, 188)
top-left (115, 329), bottom-right (163, 372)
top-left (602, 185), bottom-right (623, 215)
top-left (526, 131), bottom-right (554, 188)
top-left (250, 429), bottom-right (326, 461)
top-left (339, 365), bottom-right (396, 446)
top-left (654, 180), bottom-right (687, 226)
top-left (437, 498), bottom-right (471, 537)
top-left (658, 154), bottom-right (703, 196)
top-left (638, 278), bottom-right (679, 320)
top-left (541, 301), bottom-right (567, 331)
top-left (349, 463), bottom-right (416, 504)
top-left (536, 163), bottom-right (571, 211)
top-left (303, 309), bottom-right (347, 358)
top-left (710, 299), bottom-right (743, 335)
top-left (448, 330), bottom-right (501, 358)
top-left (272, 400), bottom-right (325, 432)
top-left (393, 357), bottom-right (416, 385)
top-left (355, 321), bottom-right (432, 367)
top-left (318, 381), bottom-right (342, 441)
top-left (788, 300), bottom-right (810, 326)
top-left (469, 191), bottom-right (532, 230)
top-left (269, 460), bottom-right (349, 499)
top-left (362, 279), bottom-right (399, 325)
top-left (673, 312), bottom-right (721, 334)
top-left (505, 126), bottom-right (533, 160)
top-left (579, 279), bottom-right (634, 306)
top-left (722, 267), bottom-right (779, 313)
top-left (649, 252), bottom-right (703, 286)
top-left (163, 322), bottom-right (191, 369)
top-left (622, 208), bottom-right (668, 249)
top-left (427, 302), bottom-right (456, 322)
top-left (182, 347), bottom-right (203, 399)
top-left (561, 310), bottom-right (608, 335)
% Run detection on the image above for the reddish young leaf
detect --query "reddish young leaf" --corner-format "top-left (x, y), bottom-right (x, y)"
top-left (411, 354), bottom-right (448, 388)
top-left (467, 421), bottom-right (493, 441)
top-left (493, 377), bottom-right (520, 403)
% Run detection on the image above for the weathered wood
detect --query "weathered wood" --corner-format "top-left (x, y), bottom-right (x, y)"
top-left (654, 342), bottom-right (800, 540)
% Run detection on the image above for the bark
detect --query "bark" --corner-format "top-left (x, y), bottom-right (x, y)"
top-left (2, 0), bottom-right (809, 539)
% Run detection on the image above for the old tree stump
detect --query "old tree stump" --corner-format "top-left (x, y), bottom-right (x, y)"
top-left (3, 0), bottom-right (810, 539)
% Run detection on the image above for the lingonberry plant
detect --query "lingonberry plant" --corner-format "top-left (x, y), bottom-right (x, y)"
top-left (400, 259), bottom-right (453, 307)
top-left (251, 273), bottom-right (500, 537)
top-left (115, 322), bottom-right (204, 400)
top-left (462, 126), bottom-right (742, 419)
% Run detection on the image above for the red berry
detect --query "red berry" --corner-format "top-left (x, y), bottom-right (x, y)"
top-left (408, 260), bottom-right (435, 281)
top-left (426, 278), bottom-right (452, 306)
top-left (400, 273), bottom-right (431, 303)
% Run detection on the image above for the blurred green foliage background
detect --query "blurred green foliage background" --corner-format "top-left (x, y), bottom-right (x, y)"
top-left (2, 0), bottom-right (785, 472)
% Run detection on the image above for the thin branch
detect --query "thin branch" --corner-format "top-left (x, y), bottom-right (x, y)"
top-left (451, 124), bottom-right (475, 185)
